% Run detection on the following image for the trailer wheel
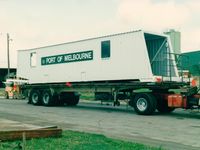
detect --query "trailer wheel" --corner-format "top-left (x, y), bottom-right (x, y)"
top-left (42, 90), bottom-right (55, 106)
top-left (133, 93), bottom-right (157, 115)
top-left (29, 90), bottom-right (41, 105)
top-left (157, 100), bottom-right (175, 113)
top-left (66, 95), bottom-right (80, 106)
top-left (60, 92), bottom-right (80, 106)
top-left (155, 91), bottom-right (176, 113)
top-left (4, 92), bottom-right (9, 99)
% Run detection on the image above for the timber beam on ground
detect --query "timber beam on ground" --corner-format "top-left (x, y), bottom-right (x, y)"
top-left (0, 126), bottom-right (62, 141)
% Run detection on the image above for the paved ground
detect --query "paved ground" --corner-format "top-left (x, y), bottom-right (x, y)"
top-left (0, 118), bottom-right (41, 131)
top-left (0, 99), bottom-right (200, 150)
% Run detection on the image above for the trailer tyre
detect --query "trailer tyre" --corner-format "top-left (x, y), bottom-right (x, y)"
top-left (156, 91), bottom-right (176, 113)
top-left (157, 101), bottom-right (175, 113)
top-left (133, 93), bottom-right (157, 115)
top-left (66, 95), bottom-right (80, 106)
top-left (42, 90), bottom-right (55, 106)
top-left (4, 92), bottom-right (9, 99)
top-left (60, 92), bottom-right (80, 106)
top-left (29, 90), bottom-right (41, 105)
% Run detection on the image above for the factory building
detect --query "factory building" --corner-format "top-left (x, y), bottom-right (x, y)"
top-left (180, 50), bottom-right (200, 87)
top-left (0, 66), bottom-right (16, 88)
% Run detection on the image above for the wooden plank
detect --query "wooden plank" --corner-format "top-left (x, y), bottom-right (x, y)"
top-left (32, 125), bottom-right (58, 130)
top-left (0, 128), bottom-right (62, 141)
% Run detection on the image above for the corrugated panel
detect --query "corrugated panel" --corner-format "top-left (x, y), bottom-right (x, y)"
top-left (144, 33), bottom-right (177, 77)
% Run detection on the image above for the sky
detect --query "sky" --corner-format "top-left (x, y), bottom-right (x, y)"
top-left (0, 0), bottom-right (200, 67)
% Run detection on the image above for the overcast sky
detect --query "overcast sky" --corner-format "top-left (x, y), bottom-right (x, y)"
top-left (0, 0), bottom-right (200, 67)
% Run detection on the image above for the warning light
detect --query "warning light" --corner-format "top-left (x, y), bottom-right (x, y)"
top-left (66, 82), bottom-right (72, 87)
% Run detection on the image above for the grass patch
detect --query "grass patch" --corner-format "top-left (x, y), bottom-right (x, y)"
top-left (0, 130), bottom-right (163, 150)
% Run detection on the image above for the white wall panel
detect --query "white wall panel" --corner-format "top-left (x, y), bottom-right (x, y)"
top-left (17, 31), bottom-right (178, 84)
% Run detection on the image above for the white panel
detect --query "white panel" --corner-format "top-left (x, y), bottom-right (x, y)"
top-left (17, 31), bottom-right (156, 84)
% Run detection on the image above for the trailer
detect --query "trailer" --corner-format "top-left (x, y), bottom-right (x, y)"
top-left (17, 30), bottom-right (200, 115)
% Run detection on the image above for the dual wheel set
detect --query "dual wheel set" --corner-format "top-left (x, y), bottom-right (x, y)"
top-left (129, 93), bottom-right (175, 115)
top-left (28, 89), bottom-right (80, 106)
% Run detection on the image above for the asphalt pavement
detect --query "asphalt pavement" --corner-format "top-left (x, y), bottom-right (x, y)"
top-left (0, 99), bottom-right (200, 150)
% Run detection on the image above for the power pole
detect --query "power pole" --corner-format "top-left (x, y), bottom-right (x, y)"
top-left (7, 33), bottom-right (10, 78)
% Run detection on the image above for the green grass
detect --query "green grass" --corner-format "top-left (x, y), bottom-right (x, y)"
top-left (0, 130), bottom-right (163, 150)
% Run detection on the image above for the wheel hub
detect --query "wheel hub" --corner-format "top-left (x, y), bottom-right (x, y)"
top-left (136, 98), bottom-right (147, 112)
top-left (32, 93), bottom-right (39, 103)
top-left (43, 93), bottom-right (50, 104)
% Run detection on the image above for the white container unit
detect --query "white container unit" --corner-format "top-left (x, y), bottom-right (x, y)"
top-left (17, 30), bottom-right (179, 84)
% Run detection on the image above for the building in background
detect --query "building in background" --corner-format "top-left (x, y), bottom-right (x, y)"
top-left (180, 50), bottom-right (200, 87)
top-left (163, 29), bottom-right (199, 87)
top-left (180, 51), bottom-right (200, 75)
top-left (0, 66), bottom-right (16, 88)
top-left (164, 29), bottom-right (181, 55)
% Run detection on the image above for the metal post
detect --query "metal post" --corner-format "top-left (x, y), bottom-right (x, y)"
top-left (168, 48), bottom-right (172, 82)
top-left (7, 33), bottom-right (10, 78)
